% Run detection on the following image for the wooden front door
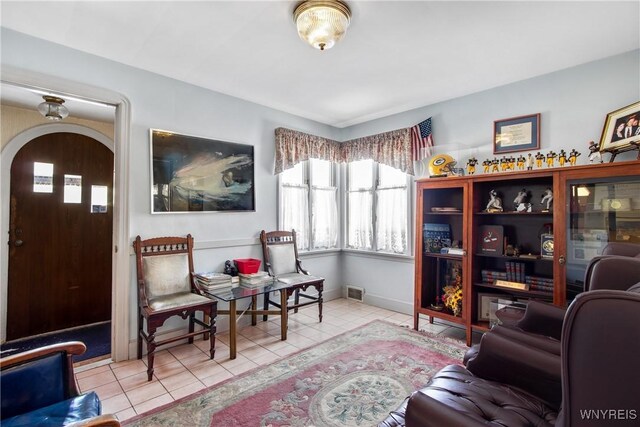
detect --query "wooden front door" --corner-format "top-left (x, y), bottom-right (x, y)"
top-left (7, 132), bottom-right (114, 340)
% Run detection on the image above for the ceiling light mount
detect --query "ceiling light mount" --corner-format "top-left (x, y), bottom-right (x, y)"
top-left (38, 95), bottom-right (69, 121)
top-left (293, 0), bottom-right (351, 51)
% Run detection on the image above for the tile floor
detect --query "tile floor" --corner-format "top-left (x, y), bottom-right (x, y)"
top-left (74, 298), bottom-right (469, 423)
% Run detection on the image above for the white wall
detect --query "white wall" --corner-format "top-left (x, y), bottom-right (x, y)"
top-left (0, 29), bottom-right (343, 352)
top-left (339, 50), bottom-right (640, 314)
top-left (1, 28), bottom-right (638, 350)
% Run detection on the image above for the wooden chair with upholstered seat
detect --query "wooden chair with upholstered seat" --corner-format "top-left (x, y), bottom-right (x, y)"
top-left (260, 229), bottom-right (324, 322)
top-left (133, 235), bottom-right (217, 381)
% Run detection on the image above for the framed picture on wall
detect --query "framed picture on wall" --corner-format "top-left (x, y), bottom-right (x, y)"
top-left (493, 113), bottom-right (540, 154)
top-left (150, 129), bottom-right (255, 213)
top-left (598, 101), bottom-right (640, 155)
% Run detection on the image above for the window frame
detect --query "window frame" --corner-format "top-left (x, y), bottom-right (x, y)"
top-left (344, 160), bottom-right (413, 255)
top-left (278, 159), bottom-right (339, 252)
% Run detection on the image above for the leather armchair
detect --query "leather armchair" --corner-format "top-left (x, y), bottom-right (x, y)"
top-left (381, 285), bottom-right (640, 427)
top-left (1, 341), bottom-right (120, 427)
top-left (473, 248), bottom-right (640, 360)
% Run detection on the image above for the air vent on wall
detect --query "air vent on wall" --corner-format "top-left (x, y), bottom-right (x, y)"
top-left (346, 285), bottom-right (364, 302)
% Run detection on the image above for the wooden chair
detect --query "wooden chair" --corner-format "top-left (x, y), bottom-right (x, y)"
top-left (1, 341), bottom-right (120, 427)
top-left (260, 229), bottom-right (323, 322)
top-left (133, 235), bottom-right (217, 381)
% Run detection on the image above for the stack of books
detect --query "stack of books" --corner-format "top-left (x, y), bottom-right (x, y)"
top-left (194, 272), bottom-right (233, 290)
top-left (505, 261), bottom-right (526, 283)
top-left (481, 269), bottom-right (507, 284)
top-left (239, 271), bottom-right (273, 287)
top-left (525, 275), bottom-right (554, 294)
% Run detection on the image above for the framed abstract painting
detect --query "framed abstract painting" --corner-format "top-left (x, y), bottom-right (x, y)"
top-left (150, 129), bottom-right (255, 213)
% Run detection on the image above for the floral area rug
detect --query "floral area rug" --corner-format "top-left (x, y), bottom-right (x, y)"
top-left (124, 320), bottom-right (466, 427)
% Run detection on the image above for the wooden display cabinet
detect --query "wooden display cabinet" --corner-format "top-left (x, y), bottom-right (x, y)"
top-left (414, 161), bottom-right (639, 346)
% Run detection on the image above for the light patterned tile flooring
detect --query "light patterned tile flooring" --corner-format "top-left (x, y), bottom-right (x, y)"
top-left (74, 298), bottom-right (468, 423)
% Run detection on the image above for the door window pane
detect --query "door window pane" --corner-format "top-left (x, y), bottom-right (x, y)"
top-left (64, 174), bottom-right (82, 203)
top-left (91, 185), bottom-right (108, 213)
top-left (33, 162), bottom-right (53, 193)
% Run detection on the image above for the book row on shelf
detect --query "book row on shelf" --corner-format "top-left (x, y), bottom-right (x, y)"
top-left (481, 269), bottom-right (554, 295)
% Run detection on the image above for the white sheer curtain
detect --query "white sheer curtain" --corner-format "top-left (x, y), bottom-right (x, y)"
top-left (347, 191), bottom-right (373, 250)
top-left (280, 185), bottom-right (310, 250)
top-left (376, 188), bottom-right (407, 253)
top-left (311, 187), bottom-right (338, 249)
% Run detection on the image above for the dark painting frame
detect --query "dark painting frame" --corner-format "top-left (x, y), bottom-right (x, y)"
top-left (150, 129), bottom-right (255, 213)
top-left (493, 113), bottom-right (540, 154)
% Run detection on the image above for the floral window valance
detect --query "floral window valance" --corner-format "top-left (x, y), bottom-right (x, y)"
top-left (274, 128), bottom-right (341, 175)
top-left (274, 127), bottom-right (414, 175)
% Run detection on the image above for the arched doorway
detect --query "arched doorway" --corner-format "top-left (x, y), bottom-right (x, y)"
top-left (6, 131), bottom-right (114, 344)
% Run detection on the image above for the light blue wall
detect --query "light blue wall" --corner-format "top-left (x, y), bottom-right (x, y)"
top-left (0, 29), bottom-right (342, 346)
top-left (2, 28), bottom-right (638, 340)
top-left (340, 49), bottom-right (640, 314)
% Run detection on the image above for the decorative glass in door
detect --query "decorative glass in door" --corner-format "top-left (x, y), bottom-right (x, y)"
top-left (565, 177), bottom-right (640, 301)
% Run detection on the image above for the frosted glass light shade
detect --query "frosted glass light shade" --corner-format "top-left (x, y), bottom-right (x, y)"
top-left (294, 0), bottom-right (351, 51)
top-left (37, 96), bottom-right (69, 121)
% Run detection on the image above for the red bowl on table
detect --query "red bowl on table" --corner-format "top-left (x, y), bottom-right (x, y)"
top-left (234, 258), bottom-right (261, 274)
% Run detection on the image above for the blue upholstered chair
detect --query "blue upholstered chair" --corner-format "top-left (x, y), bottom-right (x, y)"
top-left (0, 341), bottom-right (120, 427)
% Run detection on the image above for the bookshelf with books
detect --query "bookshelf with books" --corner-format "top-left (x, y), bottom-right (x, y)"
top-left (469, 172), bottom-right (556, 332)
top-left (414, 161), bottom-right (640, 346)
top-left (414, 180), bottom-right (470, 333)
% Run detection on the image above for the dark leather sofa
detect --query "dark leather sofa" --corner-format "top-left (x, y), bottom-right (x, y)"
top-left (1, 341), bottom-right (120, 427)
top-left (381, 285), bottom-right (640, 427)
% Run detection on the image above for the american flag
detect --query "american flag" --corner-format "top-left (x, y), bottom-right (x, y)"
top-left (411, 117), bottom-right (434, 161)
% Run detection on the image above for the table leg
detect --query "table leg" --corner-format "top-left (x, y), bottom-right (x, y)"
top-left (229, 300), bottom-right (237, 360)
top-left (280, 290), bottom-right (288, 341)
top-left (251, 295), bottom-right (257, 326)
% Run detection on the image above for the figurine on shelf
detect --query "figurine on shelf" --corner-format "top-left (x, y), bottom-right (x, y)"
top-left (513, 189), bottom-right (528, 208)
top-left (535, 151), bottom-right (545, 168)
top-left (588, 140), bottom-right (603, 163)
top-left (568, 149), bottom-right (581, 166)
top-left (500, 156), bottom-right (510, 172)
top-left (516, 154), bottom-right (526, 170)
top-left (491, 158), bottom-right (500, 173)
top-left (558, 149), bottom-right (567, 167)
top-left (546, 150), bottom-right (558, 168)
top-left (486, 189), bottom-right (504, 212)
top-left (541, 188), bottom-right (553, 211)
top-left (508, 156), bottom-right (516, 171)
top-left (482, 159), bottom-right (491, 173)
top-left (526, 153), bottom-right (535, 170)
top-left (466, 157), bottom-right (478, 175)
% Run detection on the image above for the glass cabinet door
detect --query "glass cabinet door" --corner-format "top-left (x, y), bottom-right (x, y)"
top-left (565, 176), bottom-right (640, 301)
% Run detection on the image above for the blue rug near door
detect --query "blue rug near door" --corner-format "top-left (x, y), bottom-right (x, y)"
top-left (0, 322), bottom-right (110, 362)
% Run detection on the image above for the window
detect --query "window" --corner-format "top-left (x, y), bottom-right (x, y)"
top-left (63, 174), bottom-right (82, 203)
top-left (91, 185), bottom-right (108, 213)
top-left (347, 160), bottom-right (409, 254)
top-left (33, 162), bottom-right (53, 193)
top-left (279, 159), bottom-right (338, 251)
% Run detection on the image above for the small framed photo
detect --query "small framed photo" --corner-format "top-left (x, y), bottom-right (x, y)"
top-left (598, 101), bottom-right (640, 153)
top-left (494, 113), bottom-right (540, 154)
top-left (477, 292), bottom-right (497, 322)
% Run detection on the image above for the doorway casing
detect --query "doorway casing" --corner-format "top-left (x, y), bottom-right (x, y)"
top-left (0, 68), bottom-right (131, 362)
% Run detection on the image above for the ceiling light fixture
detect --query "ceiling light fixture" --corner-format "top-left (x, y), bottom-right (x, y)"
top-left (37, 95), bottom-right (69, 121)
top-left (293, 0), bottom-right (351, 51)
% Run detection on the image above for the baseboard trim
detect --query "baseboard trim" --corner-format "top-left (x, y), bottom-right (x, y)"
top-left (357, 292), bottom-right (413, 316)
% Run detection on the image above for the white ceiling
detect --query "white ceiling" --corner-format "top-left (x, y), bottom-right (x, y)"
top-left (1, 1), bottom-right (639, 127)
